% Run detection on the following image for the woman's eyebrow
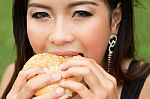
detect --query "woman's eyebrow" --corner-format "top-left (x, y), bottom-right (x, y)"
top-left (28, 1), bottom-right (99, 10)
top-left (28, 3), bottom-right (51, 10)
top-left (68, 0), bottom-right (99, 8)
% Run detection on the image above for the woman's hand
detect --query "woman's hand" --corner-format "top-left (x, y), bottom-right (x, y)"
top-left (6, 66), bottom-right (64, 99)
top-left (59, 56), bottom-right (118, 99)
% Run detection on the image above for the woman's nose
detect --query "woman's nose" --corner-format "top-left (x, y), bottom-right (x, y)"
top-left (48, 23), bottom-right (75, 45)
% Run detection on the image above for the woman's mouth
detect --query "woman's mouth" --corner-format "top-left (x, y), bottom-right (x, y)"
top-left (50, 51), bottom-right (84, 57)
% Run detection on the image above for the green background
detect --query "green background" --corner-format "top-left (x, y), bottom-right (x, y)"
top-left (0, 0), bottom-right (150, 80)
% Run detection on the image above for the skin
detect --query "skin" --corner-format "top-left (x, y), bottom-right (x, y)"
top-left (6, 0), bottom-right (123, 99)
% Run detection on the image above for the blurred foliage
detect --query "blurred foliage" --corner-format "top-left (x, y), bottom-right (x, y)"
top-left (0, 0), bottom-right (16, 80)
top-left (134, 0), bottom-right (150, 62)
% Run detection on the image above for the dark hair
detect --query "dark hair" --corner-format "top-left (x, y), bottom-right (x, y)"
top-left (2, 0), bottom-right (150, 98)
top-left (105, 0), bottom-right (149, 83)
top-left (105, 0), bottom-right (135, 83)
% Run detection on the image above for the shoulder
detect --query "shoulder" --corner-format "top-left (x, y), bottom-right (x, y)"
top-left (0, 63), bottom-right (15, 97)
top-left (125, 60), bottom-right (150, 99)
top-left (139, 74), bottom-right (150, 99)
top-left (138, 61), bottom-right (150, 99)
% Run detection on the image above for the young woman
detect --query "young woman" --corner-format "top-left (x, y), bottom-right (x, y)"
top-left (0, 0), bottom-right (150, 99)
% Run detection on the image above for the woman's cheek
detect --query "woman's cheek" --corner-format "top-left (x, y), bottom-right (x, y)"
top-left (76, 20), bottom-right (110, 64)
top-left (27, 21), bottom-right (49, 53)
top-left (86, 30), bottom-right (109, 64)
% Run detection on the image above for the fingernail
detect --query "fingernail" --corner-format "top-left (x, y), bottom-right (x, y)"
top-left (60, 80), bottom-right (66, 87)
top-left (56, 87), bottom-right (64, 95)
top-left (60, 71), bottom-right (67, 78)
top-left (52, 73), bottom-right (61, 80)
top-left (42, 68), bottom-right (49, 72)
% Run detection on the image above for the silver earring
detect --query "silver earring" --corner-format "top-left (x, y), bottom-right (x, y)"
top-left (108, 35), bottom-right (117, 73)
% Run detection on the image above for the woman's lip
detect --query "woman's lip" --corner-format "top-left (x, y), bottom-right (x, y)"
top-left (50, 51), bottom-right (83, 56)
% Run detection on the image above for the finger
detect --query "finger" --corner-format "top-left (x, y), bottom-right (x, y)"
top-left (61, 57), bottom-right (116, 87)
top-left (11, 66), bottom-right (47, 93)
top-left (61, 67), bottom-right (115, 99)
top-left (61, 66), bottom-right (103, 94)
top-left (20, 73), bottom-right (62, 98)
top-left (89, 59), bottom-right (117, 83)
top-left (60, 57), bottom-right (115, 94)
top-left (87, 60), bottom-right (117, 90)
top-left (60, 80), bottom-right (94, 99)
top-left (60, 56), bottom-right (111, 80)
top-left (84, 59), bottom-right (118, 95)
top-left (59, 55), bottom-right (84, 70)
top-left (32, 87), bottom-right (64, 99)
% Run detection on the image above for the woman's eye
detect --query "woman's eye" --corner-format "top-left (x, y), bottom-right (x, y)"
top-left (73, 10), bottom-right (93, 18)
top-left (32, 12), bottom-right (50, 19)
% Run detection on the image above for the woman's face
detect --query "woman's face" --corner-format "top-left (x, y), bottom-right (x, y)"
top-left (27, 0), bottom-right (121, 65)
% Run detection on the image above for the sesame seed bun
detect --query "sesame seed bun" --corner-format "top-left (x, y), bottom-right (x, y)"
top-left (23, 53), bottom-right (82, 99)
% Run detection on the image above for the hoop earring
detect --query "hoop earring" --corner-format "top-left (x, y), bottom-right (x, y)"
top-left (108, 35), bottom-right (117, 73)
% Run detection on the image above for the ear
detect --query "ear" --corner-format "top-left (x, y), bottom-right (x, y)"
top-left (110, 3), bottom-right (122, 35)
